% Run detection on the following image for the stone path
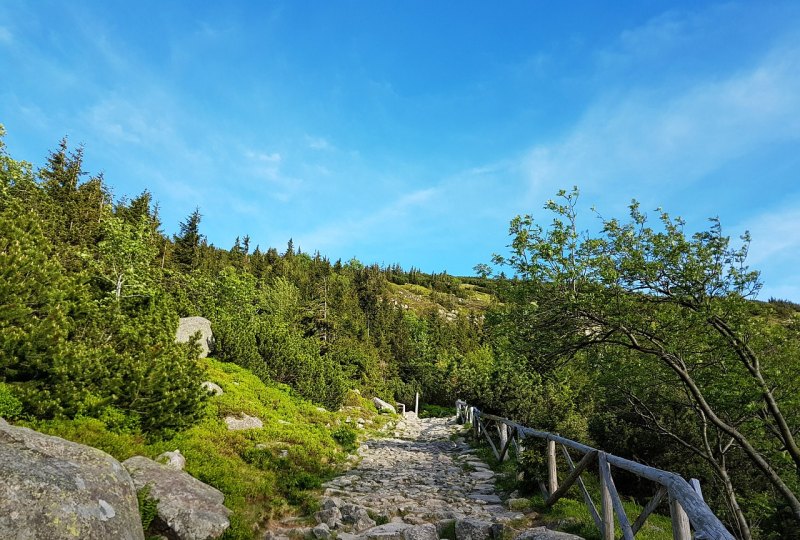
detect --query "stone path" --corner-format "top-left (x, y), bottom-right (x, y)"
top-left (268, 413), bottom-right (584, 540)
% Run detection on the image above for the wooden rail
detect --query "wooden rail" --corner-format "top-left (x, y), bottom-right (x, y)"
top-left (455, 400), bottom-right (734, 540)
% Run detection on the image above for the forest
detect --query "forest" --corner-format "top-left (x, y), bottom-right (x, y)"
top-left (1, 127), bottom-right (798, 539)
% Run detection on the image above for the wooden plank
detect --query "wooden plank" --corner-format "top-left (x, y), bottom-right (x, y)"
top-left (599, 453), bottom-right (615, 540)
top-left (561, 445), bottom-right (602, 531)
top-left (481, 420), bottom-right (501, 460)
top-left (547, 439), bottom-right (558, 495)
top-left (690, 478), bottom-right (704, 501)
top-left (467, 408), bottom-right (735, 540)
top-left (598, 453), bottom-right (634, 540)
top-left (546, 449), bottom-right (597, 506)
top-left (670, 495), bottom-right (691, 540)
top-left (631, 486), bottom-right (667, 535)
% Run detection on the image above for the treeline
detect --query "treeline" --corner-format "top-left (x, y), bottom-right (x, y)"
top-left (0, 128), bottom-right (487, 435)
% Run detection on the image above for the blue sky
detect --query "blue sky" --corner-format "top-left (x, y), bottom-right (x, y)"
top-left (2, 1), bottom-right (799, 299)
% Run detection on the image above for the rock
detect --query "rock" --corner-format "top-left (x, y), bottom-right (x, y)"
top-left (340, 503), bottom-right (376, 532)
top-left (176, 316), bottom-right (214, 358)
top-left (202, 381), bottom-right (224, 396)
top-left (312, 523), bottom-right (332, 539)
top-left (314, 507), bottom-right (341, 528)
top-left (514, 528), bottom-right (585, 540)
top-left (224, 413), bottom-right (264, 430)
top-left (404, 523), bottom-right (438, 540)
top-left (364, 522), bottom-right (412, 540)
top-left (321, 497), bottom-right (343, 510)
top-left (157, 449), bottom-right (186, 471)
top-left (123, 455), bottom-right (230, 540)
top-left (0, 421), bottom-right (144, 540)
top-left (373, 397), bottom-right (397, 414)
top-left (455, 519), bottom-right (492, 540)
top-left (435, 519), bottom-right (456, 539)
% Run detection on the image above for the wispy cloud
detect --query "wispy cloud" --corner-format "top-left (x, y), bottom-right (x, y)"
top-left (306, 135), bottom-right (332, 151)
top-left (522, 39), bottom-right (800, 202)
top-left (297, 188), bottom-right (438, 252)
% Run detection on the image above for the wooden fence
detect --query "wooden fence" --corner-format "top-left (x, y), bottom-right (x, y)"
top-left (455, 400), bottom-right (734, 540)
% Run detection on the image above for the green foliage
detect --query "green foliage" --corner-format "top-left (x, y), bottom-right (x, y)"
top-left (332, 425), bottom-right (358, 451)
top-left (0, 382), bottom-right (22, 419)
top-left (418, 404), bottom-right (453, 418)
top-left (136, 484), bottom-right (160, 532)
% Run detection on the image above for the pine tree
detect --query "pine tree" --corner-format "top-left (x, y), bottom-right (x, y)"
top-left (173, 208), bottom-right (203, 271)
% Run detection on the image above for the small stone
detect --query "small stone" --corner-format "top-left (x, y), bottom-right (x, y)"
top-left (201, 381), bottom-right (224, 396)
top-left (224, 413), bottom-right (263, 431)
top-left (514, 527), bottom-right (585, 540)
top-left (155, 449), bottom-right (186, 471)
top-left (312, 523), bottom-right (331, 539)
top-left (455, 519), bottom-right (492, 540)
top-left (404, 523), bottom-right (438, 540)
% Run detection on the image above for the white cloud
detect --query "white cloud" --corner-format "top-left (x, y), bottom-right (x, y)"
top-left (521, 40), bottom-right (800, 202)
top-left (297, 188), bottom-right (438, 251)
top-left (306, 135), bottom-right (332, 151)
top-left (738, 206), bottom-right (800, 266)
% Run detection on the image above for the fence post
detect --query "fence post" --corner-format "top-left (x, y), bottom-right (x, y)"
top-left (499, 423), bottom-right (509, 462)
top-left (547, 439), bottom-right (558, 495)
top-left (670, 495), bottom-right (691, 540)
top-left (415, 392), bottom-right (419, 415)
top-left (599, 452), bottom-right (614, 540)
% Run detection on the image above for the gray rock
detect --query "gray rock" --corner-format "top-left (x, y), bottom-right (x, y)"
top-left (321, 497), bottom-right (343, 510)
top-left (364, 522), bottom-right (412, 540)
top-left (404, 523), bottom-right (438, 540)
top-left (312, 523), bottom-right (332, 539)
top-left (455, 519), bottom-right (492, 540)
top-left (340, 503), bottom-right (377, 533)
top-left (157, 449), bottom-right (186, 471)
top-left (514, 528), bottom-right (585, 540)
top-left (0, 422), bottom-right (144, 540)
top-left (202, 381), bottom-right (224, 396)
top-left (373, 397), bottom-right (397, 414)
top-left (123, 455), bottom-right (230, 540)
top-left (435, 519), bottom-right (456, 538)
top-left (176, 316), bottom-right (214, 358)
top-left (314, 507), bottom-right (341, 528)
top-left (224, 413), bottom-right (264, 430)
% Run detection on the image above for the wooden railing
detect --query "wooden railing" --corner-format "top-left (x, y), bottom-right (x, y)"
top-left (455, 400), bottom-right (734, 540)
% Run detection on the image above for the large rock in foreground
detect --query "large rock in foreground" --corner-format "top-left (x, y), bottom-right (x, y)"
top-left (123, 455), bottom-right (230, 540)
top-left (0, 419), bottom-right (144, 540)
top-left (176, 316), bottom-right (214, 358)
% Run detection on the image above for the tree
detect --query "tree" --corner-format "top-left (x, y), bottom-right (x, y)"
top-left (173, 208), bottom-right (203, 271)
top-left (490, 188), bottom-right (800, 534)
top-left (97, 213), bottom-right (159, 301)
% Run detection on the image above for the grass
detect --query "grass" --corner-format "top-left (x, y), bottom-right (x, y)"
top-left (23, 357), bottom-right (394, 540)
top-left (385, 282), bottom-right (493, 318)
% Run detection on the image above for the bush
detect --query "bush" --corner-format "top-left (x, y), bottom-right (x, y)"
top-left (0, 382), bottom-right (22, 419)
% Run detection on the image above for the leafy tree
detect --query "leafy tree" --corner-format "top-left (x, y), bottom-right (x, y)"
top-left (490, 188), bottom-right (800, 535)
top-left (96, 213), bottom-right (159, 301)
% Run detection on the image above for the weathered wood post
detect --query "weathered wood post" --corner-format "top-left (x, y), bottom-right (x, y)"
top-left (415, 392), bottom-right (419, 415)
top-left (499, 423), bottom-right (509, 462)
top-left (670, 495), bottom-right (691, 540)
top-left (547, 439), bottom-right (558, 495)
top-left (599, 452), bottom-right (614, 540)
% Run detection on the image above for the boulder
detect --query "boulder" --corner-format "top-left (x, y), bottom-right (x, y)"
top-left (340, 503), bottom-right (377, 532)
top-left (176, 316), bottom-right (214, 358)
top-left (123, 455), bottom-right (230, 540)
top-left (514, 528), bottom-right (585, 540)
top-left (314, 507), bottom-right (341, 528)
top-left (312, 523), bottom-right (332, 539)
top-left (201, 382), bottom-right (224, 396)
top-left (0, 421), bottom-right (144, 540)
top-left (404, 523), bottom-right (438, 540)
top-left (224, 413), bottom-right (263, 431)
top-left (455, 519), bottom-right (492, 540)
top-left (363, 522), bottom-right (412, 540)
top-left (156, 449), bottom-right (186, 471)
top-left (373, 397), bottom-right (397, 414)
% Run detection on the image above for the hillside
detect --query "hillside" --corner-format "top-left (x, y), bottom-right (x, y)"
top-left (23, 357), bottom-right (394, 539)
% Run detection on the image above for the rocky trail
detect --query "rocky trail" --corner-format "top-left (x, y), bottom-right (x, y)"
top-left (270, 413), bottom-right (583, 540)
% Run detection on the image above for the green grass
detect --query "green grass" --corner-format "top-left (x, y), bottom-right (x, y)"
top-left (23, 358), bottom-right (393, 539)
top-left (419, 404), bottom-right (454, 418)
